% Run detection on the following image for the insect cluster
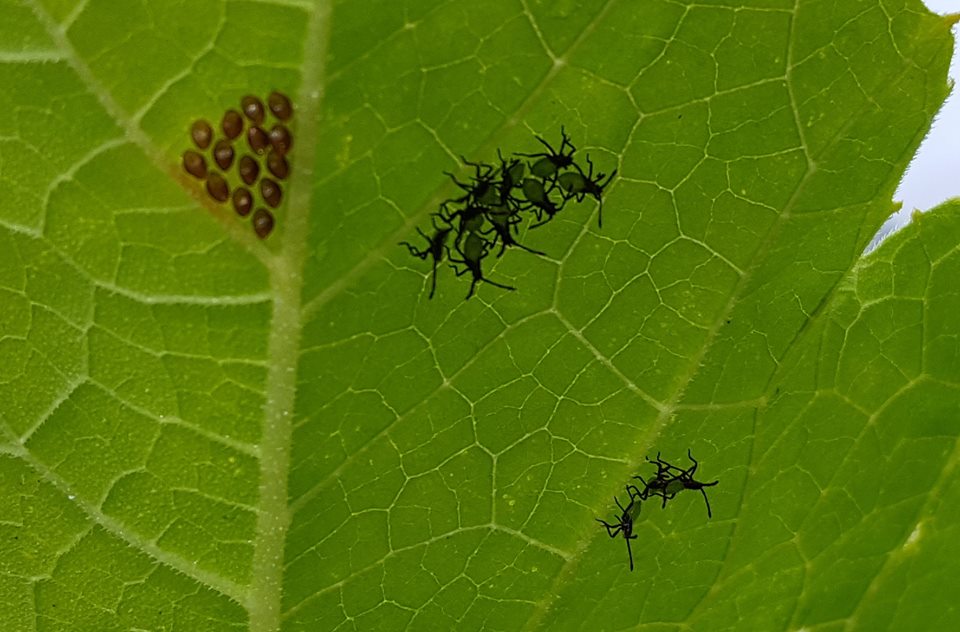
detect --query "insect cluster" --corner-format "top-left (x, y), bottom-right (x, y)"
top-left (181, 91), bottom-right (294, 239)
top-left (400, 127), bottom-right (616, 300)
top-left (596, 450), bottom-right (718, 571)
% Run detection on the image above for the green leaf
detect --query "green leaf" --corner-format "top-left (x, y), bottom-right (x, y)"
top-left (0, 1), bottom-right (956, 630)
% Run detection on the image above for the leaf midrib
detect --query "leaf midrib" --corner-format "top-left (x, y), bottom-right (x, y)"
top-left (248, 1), bottom-right (332, 629)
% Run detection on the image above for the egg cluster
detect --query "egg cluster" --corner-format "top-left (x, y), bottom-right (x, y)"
top-left (182, 91), bottom-right (294, 239)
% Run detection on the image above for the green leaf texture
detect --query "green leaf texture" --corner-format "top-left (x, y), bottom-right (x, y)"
top-left (0, 1), bottom-right (957, 630)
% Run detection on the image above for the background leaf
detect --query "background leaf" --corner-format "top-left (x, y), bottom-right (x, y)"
top-left (0, 1), bottom-right (957, 631)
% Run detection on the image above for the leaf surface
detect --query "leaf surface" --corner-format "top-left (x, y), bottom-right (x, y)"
top-left (0, 1), bottom-right (957, 631)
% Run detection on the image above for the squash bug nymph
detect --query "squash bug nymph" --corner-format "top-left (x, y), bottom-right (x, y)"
top-left (521, 177), bottom-right (564, 228)
top-left (399, 219), bottom-right (454, 299)
top-left (596, 489), bottom-right (641, 571)
top-left (485, 204), bottom-right (545, 257)
top-left (557, 155), bottom-right (616, 228)
top-left (445, 156), bottom-right (500, 207)
top-left (447, 231), bottom-right (515, 299)
top-left (518, 125), bottom-right (577, 179)
top-left (634, 449), bottom-right (719, 518)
